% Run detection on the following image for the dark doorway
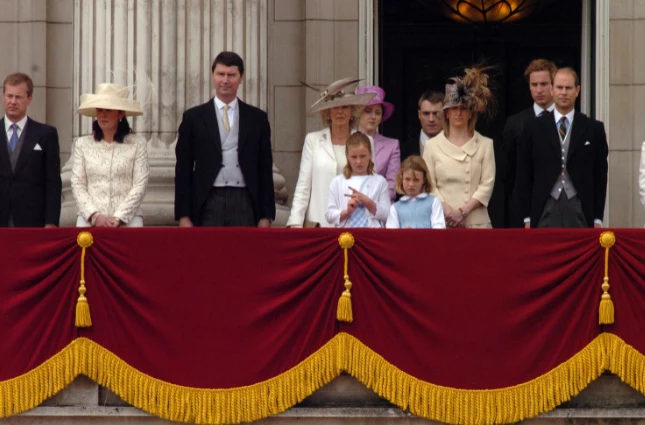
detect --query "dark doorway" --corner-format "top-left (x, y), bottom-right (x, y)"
top-left (379, 0), bottom-right (585, 228)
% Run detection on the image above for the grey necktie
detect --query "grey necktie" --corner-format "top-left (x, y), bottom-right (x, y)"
top-left (8, 123), bottom-right (19, 152)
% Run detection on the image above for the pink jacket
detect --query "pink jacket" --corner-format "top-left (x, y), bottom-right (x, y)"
top-left (374, 133), bottom-right (401, 201)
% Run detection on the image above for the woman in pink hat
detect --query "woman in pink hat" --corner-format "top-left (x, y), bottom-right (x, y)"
top-left (356, 85), bottom-right (400, 201)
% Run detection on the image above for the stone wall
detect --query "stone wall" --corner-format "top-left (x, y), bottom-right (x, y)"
top-left (270, 0), bottom-right (360, 207)
top-left (0, 0), bottom-right (73, 163)
top-left (608, 0), bottom-right (645, 227)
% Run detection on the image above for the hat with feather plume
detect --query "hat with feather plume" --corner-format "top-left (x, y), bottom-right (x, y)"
top-left (443, 66), bottom-right (496, 119)
top-left (303, 78), bottom-right (376, 115)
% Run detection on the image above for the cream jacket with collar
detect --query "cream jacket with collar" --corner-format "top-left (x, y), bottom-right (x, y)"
top-left (423, 131), bottom-right (495, 227)
top-left (287, 128), bottom-right (376, 227)
top-left (71, 134), bottom-right (149, 224)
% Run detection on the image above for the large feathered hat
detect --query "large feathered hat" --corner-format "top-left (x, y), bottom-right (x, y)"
top-left (443, 67), bottom-right (495, 118)
top-left (305, 78), bottom-right (376, 115)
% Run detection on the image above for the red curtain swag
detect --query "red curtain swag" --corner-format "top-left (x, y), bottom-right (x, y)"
top-left (0, 228), bottom-right (641, 425)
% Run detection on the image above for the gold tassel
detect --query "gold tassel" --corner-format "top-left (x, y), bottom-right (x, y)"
top-left (76, 232), bottom-right (94, 328)
top-left (337, 232), bottom-right (355, 323)
top-left (598, 231), bottom-right (616, 325)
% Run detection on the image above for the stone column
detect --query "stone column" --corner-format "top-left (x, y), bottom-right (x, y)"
top-left (62, 0), bottom-right (288, 226)
top-left (607, 0), bottom-right (644, 227)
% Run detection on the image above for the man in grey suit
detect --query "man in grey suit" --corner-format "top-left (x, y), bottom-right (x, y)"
top-left (175, 51), bottom-right (275, 227)
top-left (0, 73), bottom-right (61, 227)
top-left (517, 67), bottom-right (608, 228)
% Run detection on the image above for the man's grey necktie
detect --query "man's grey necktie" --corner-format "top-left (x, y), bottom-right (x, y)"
top-left (8, 123), bottom-right (19, 152)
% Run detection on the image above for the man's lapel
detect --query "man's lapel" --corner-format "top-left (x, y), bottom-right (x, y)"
top-left (201, 99), bottom-right (222, 156)
top-left (540, 114), bottom-right (561, 160)
top-left (13, 118), bottom-right (39, 175)
top-left (567, 112), bottom-right (590, 160)
top-left (237, 99), bottom-right (248, 152)
top-left (0, 118), bottom-right (11, 172)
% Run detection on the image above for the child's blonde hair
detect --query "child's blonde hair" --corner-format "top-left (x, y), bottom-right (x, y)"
top-left (343, 132), bottom-right (374, 178)
top-left (395, 155), bottom-right (433, 195)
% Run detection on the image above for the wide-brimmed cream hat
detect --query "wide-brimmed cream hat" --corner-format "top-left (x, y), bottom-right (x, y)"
top-left (305, 78), bottom-right (376, 115)
top-left (77, 84), bottom-right (143, 117)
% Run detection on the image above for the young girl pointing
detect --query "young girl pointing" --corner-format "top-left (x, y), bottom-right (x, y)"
top-left (326, 132), bottom-right (390, 228)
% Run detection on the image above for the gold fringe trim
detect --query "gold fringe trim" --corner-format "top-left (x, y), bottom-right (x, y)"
top-left (0, 339), bottom-right (83, 418)
top-left (79, 337), bottom-right (341, 424)
top-left (340, 332), bottom-right (611, 425)
top-left (2, 334), bottom-right (641, 424)
top-left (604, 333), bottom-right (645, 395)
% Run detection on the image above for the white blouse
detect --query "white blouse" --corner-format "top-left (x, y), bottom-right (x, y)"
top-left (332, 144), bottom-right (347, 174)
top-left (71, 134), bottom-right (149, 224)
top-left (325, 174), bottom-right (390, 228)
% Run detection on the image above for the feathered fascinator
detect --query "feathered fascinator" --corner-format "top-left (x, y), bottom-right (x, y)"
top-left (443, 66), bottom-right (496, 119)
top-left (303, 77), bottom-right (376, 115)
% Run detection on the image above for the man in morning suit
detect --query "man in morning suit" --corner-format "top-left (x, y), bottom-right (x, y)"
top-left (501, 59), bottom-right (556, 227)
top-left (174, 51), bottom-right (275, 227)
top-left (416, 91), bottom-right (444, 157)
top-left (517, 67), bottom-right (608, 228)
top-left (0, 73), bottom-right (61, 227)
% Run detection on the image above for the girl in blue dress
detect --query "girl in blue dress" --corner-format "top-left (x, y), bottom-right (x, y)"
top-left (386, 155), bottom-right (445, 229)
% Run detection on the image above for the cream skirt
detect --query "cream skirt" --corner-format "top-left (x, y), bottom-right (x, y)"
top-left (76, 215), bottom-right (144, 227)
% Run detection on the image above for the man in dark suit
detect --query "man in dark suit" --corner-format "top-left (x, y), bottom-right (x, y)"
top-left (502, 59), bottom-right (556, 227)
top-left (0, 73), bottom-right (61, 227)
top-left (175, 51), bottom-right (275, 227)
top-left (517, 67), bottom-right (608, 228)
top-left (415, 91), bottom-right (444, 157)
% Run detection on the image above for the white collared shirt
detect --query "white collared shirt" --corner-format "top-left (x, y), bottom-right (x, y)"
top-left (213, 96), bottom-right (238, 129)
top-left (553, 108), bottom-right (575, 137)
top-left (4, 114), bottom-right (28, 146)
top-left (419, 130), bottom-right (431, 155)
top-left (533, 102), bottom-right (555, 117)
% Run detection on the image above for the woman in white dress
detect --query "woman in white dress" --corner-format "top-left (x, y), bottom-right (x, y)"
top-left (71, 84), bottom-right (149, 227)
top-left (286, 78), bottom-right (376, 227)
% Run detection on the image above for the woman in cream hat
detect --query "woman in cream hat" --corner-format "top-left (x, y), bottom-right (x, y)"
top-left (286, 78), bottom-right (375, 227)
top-left (423, 67), bottom-right (496, 228)
top-left (71, 84), bottom-right (149, 227)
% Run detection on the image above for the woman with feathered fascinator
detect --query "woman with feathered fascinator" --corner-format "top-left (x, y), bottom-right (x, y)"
top-left (422, 66), bottom-right (497, 229)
